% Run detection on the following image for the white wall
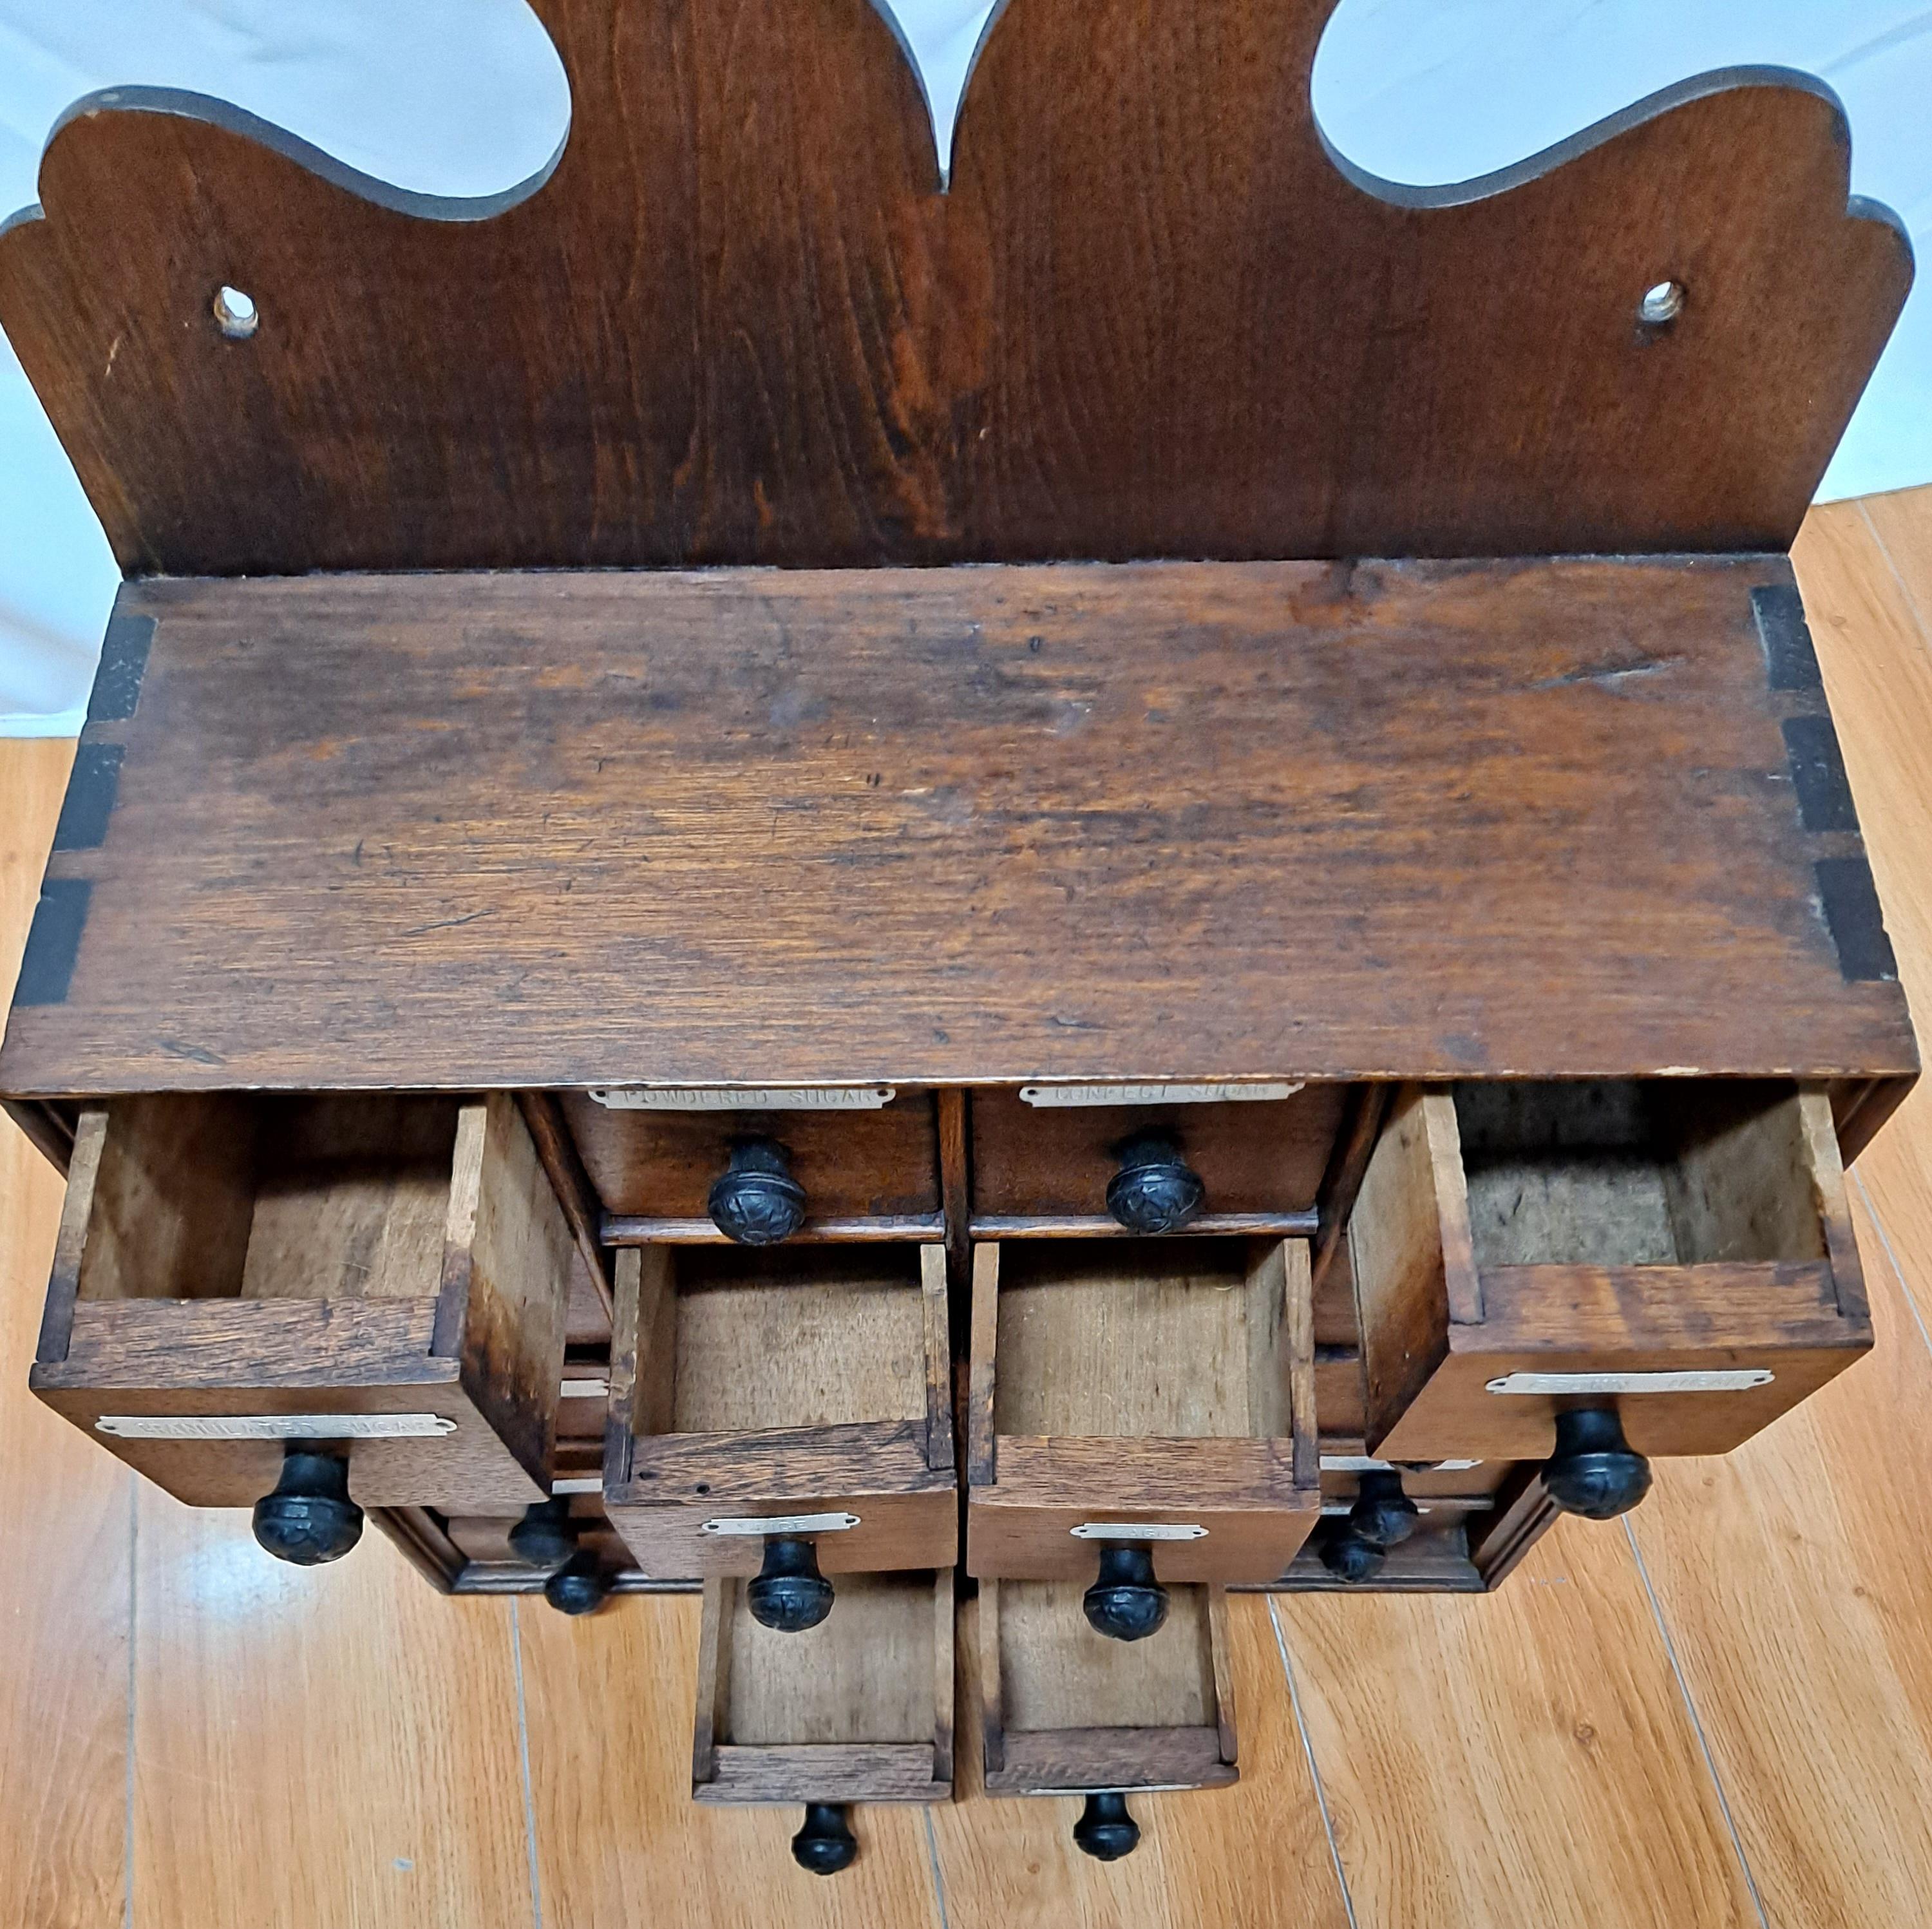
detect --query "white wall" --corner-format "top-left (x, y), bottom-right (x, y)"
top-left (3, 0), bottom-right (1927, 732)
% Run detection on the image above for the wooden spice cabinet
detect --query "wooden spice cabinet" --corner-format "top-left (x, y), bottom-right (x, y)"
top-left (0, 0), bottom-right (1920, 1874)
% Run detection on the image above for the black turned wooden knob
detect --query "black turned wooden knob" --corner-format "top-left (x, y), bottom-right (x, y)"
top-left (509, 1496), bottom-right (579, 1569)
top-left (252, 1448), bottom-right (363, 1565)
top-left (1318, 1523), bottom-right (1386, 1583)
top-left (708, 1138), bottom-right (808, 1244)
top-left (1350, 1469), bottom-right (1420, 1549)
top-left (544, 1548), bottom-right (610, 1615)
top-left (1074, 1792), bottom-right (1141, 1861)
top-left (1545, 1407), bottom-right (1653, 1519)
top-left (791, 1803), bottom-right (858, 1874)
top-left (1083, 1543), bottom-right (1169, 1642)
top-left (1106, 1129), bottom-right (1206, 1233)
top-left (747, 1536), bottom-right (835, 1632)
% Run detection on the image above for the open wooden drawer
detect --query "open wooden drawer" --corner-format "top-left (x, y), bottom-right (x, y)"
top-left (1350, 1081), bottom-right (1870, 1467)
top-left (967, 1238), bottom-right (1320, 1587)
top-left (31, 1093), bottom-right (573, 1512)
top-left (979, 1578), bottom-right (1238, 1795)
top-left (603, 1243), bottom-right (954, 1584)
top-left (693, 1568), bottom-right (953, 1804)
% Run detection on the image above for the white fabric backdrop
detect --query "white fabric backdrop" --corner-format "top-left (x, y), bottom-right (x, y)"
top-left (2, 0), bottom-right (1927, 731)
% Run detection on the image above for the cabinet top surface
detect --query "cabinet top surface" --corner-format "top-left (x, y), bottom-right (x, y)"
top-left (0, 555), bottom-right (1915, 1097)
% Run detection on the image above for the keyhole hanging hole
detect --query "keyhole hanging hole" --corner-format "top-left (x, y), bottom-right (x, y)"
top-left (1638, 280), bottom-right (1684, 327)
top-left (213, 285), bottom-right (259, 339)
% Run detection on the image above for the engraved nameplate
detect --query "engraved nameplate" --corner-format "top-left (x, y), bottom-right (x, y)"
top-left (1020, 1081), bottom-right (1303, 1108)
top-left (699, 1510), bottom-right (860, 1537)
top-left (1484, 1369), bottom-right (1774, 1396)
top-left (95, 1412), bottom-right (457, 1440)
top-left (1320, 1455), bottom-right (1482, 1473)
top-left (1068, 1521), bottom-right (1208, 1541)
top-left (588, 1086), bottom-right (895, 1111)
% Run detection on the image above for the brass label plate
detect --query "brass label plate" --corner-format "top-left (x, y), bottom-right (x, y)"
top-left (95, 1412), bottom-right (457, 1440)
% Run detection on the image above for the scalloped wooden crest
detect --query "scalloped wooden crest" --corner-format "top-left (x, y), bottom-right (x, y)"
top-left (0, 0), bottom-right (1911, 576)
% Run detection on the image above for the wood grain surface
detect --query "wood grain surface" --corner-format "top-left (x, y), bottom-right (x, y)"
top-left (129, 1495), bottom-right (535, 1929)
top-left (0, 4), bottom-right (1906, 575)
top-left (3, 555), bottom-right (1913, 1099)
top-left (1277, 1517), bottom-right (1764, 1925)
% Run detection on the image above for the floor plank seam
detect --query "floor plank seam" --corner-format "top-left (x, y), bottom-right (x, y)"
top-left (921, 1805), bottom-right (952, 1929)
top-left (123, 1471), bottom-right (136, 1929)
top-left (1622, 1520), bottom-right (1771, 1929)
top-left (509, 1603), bottom-right (545, 1929)
top-left (1857, 502), bottom-right (1932, 647)
top-left (1851, 1170), bottom-right (1932, 1356)
top-left (1265, 1598), bottom-right (1359, 1929)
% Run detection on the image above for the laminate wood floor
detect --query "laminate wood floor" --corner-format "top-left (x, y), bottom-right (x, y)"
top-left (4, 488), bottom-right (1931, 1928)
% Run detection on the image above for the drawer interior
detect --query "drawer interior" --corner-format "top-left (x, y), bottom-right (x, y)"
top-left (71, 1093), bottom-right (461, 1306)
top-left (1453, 1079), bottom-right (1828, 1269)
top-left (630, 1244), bottom-right (933, 1436)
top-left (991, 1237), bottom-right (1294, 1441)
top-left (980, 1578), bottom-right (1236, 1793)
top-left (694, 1569), bottom-right (952, 1803)
top-left (1350, 1080), bottom-right (1869, 1464)
top-left (34, 1092), bottom-right (577, 1512)
top-left (721, 1572), bottom-right (936, 1746)
top-left (996, 1579), bottom-right (1216, 1733)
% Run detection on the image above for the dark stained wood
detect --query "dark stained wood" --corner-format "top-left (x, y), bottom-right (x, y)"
top-left (516, 1090), bottom-right (613, 1320)
top-left (1, 1097), bottom-right (70, 1172)
top-left (1311, 1083), bottom-right (1388, 1297)
top-left (948, 26), bottom-right (1908, 562)
top-left (1258, 1521), bottom-right (1490, 1593)
top-left (937, 1086), bottom-right (970, 1315)
top-left (1, 558), bottom-right (1915, 1099)
top-left (969, 1085), bottom-right (1347, 1219)
top-left (0, 6), bottom-right (1906, 574)
top-left (1467, 1466), bottom-right (1565, 1588)
top-left (560, 1090), bottom-right (939, 1221)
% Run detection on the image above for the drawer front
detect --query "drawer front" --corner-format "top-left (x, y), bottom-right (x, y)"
top-left (1376, 1274), bottom-right (1866, 1462)
top-left (970, 1085), bottom-right (1347, 1226)
top-left (1352, 1081), bottom-right (1871, 1466)
top-left (694, 1570), bottom-right (953, 1805)
top-left (30, 1093), bottom-right (574, 1512)
top-left (609, 1485), bottom-right (956, 1580)
top-left (980, 1578), bottom-right (1237, 1794)
top-left (969, 1484), bottom-right (1315, 1585)
top-left (560, 1089), bottom-right (939, 1227)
